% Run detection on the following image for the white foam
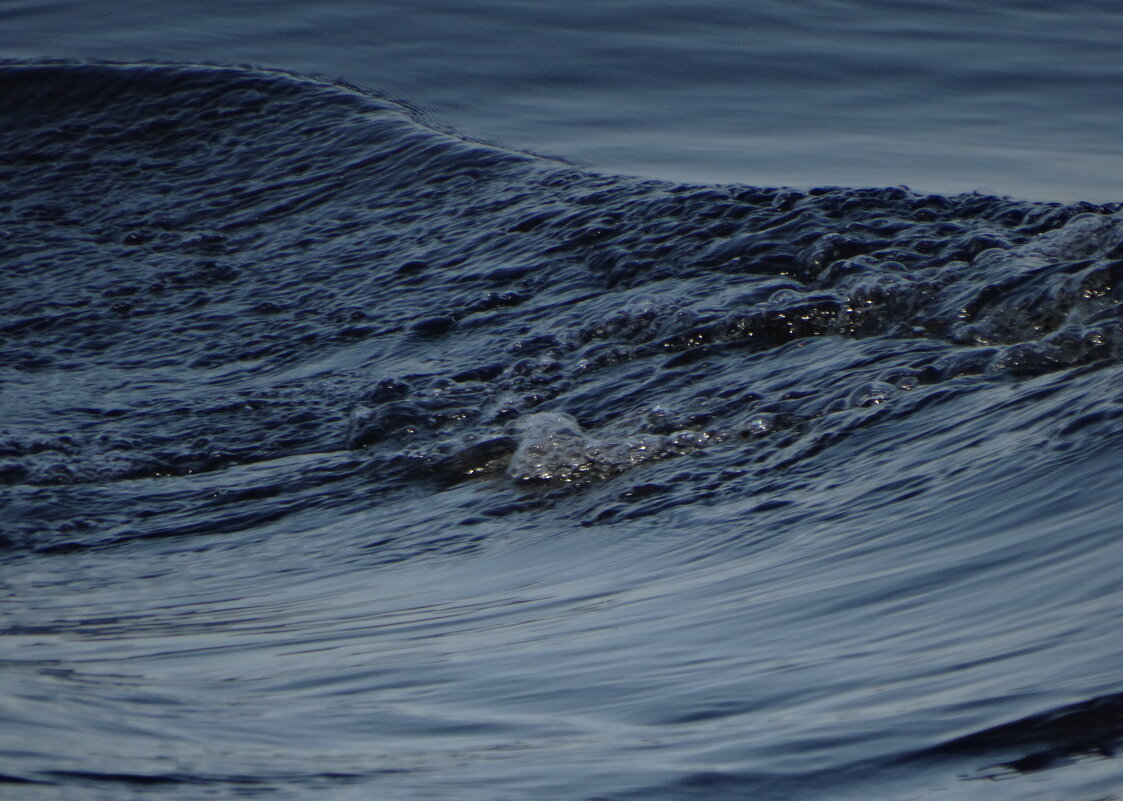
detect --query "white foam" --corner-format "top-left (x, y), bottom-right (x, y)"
top-left (506, 412), bottom-right (703, 482)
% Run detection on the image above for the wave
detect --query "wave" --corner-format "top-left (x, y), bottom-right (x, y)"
top-left (3, 61), bottom-right (1123, 801)
top-left (4, 63), bottom-right (1121, 534)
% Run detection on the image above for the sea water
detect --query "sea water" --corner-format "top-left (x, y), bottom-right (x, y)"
top-left (2, 4), bottom-right (1123, 801)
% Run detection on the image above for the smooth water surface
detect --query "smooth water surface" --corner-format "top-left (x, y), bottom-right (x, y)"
top-left (1, 0), bottom-right (1121, 200)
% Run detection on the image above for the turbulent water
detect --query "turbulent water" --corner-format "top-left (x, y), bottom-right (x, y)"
top-left (2, 62), bottom-right (1123, 800)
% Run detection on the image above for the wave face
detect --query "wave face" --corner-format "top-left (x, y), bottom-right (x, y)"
top-left (2, 63), bottom-right (1123, 801)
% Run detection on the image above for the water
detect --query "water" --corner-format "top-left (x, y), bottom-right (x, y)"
top-left (2, 0), bottom-right (1121, 200)
top-left (1, 5), bottom-right (1122, 801)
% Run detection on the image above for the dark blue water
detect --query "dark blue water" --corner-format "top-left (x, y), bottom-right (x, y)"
top-left (2, 5), bottom-right (1123, 801)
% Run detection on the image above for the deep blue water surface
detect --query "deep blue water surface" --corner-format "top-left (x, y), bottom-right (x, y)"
top-left (2, 4), bottom-right (1123, 801)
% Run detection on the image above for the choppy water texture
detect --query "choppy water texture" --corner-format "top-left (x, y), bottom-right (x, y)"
top-left (2, 63), bottom-right (1123, 801)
